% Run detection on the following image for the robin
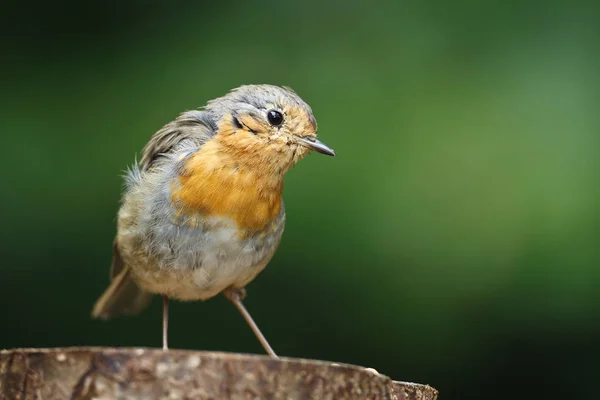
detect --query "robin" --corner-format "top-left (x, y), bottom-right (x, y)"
top-left (91, 85), bottom-right (335, 357)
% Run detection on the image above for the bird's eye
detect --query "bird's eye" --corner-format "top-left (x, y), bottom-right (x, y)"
top-left (267, 110), bottom-right (284, 126)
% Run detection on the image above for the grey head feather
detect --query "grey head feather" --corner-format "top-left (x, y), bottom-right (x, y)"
top-left (205, 84), bottom-right (315, 127)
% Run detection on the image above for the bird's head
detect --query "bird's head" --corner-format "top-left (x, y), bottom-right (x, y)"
top-left (206, 85), bottom-right (334, 176)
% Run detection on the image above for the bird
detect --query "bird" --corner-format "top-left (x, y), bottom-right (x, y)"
top-left (91, 84), bottom-right (335, 357)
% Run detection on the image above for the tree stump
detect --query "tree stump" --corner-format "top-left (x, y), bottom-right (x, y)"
top-left (0, 348), bottom-right (438, 400)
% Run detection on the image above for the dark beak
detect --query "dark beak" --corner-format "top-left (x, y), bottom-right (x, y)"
top-left (297, 136), bottom-right (336, 156)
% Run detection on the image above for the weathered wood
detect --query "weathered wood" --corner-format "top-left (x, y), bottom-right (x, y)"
top-left (0, 348), bottom-right (438, 400)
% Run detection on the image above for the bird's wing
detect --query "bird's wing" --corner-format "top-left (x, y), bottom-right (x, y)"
top-left (92, 110), bottom-right (218, 319)
top-left (139, 109), bottom-right (217, 171)
top-left (113, 109), bottom-right (216, 278)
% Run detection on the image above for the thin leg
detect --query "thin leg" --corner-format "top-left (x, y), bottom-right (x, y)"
top-left (162, 295), bottom-right (169, 351)
top-left (224, 288), bottom-right (278, 359)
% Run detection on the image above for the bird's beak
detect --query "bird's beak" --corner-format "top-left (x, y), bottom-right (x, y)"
top-left (296, 136), bottom-right (336, 156)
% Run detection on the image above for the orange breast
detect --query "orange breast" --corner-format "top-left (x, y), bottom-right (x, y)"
top-left (171, 140), bottom-right (283, 233)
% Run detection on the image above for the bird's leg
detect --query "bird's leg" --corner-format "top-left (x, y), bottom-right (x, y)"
top-left (162, 295), bottom-right (169, 351)
top-left (224, 287), bottom-right (279, 358)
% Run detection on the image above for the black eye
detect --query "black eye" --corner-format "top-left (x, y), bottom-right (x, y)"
top-left (267, 110), bottom-right (284, 126)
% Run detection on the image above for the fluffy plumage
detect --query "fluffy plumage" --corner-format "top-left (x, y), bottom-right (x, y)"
top-left (92, 85), bottom-right (331, 319)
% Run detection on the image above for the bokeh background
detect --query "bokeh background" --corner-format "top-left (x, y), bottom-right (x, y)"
top-left (2, 0), bottom-right (599, 399)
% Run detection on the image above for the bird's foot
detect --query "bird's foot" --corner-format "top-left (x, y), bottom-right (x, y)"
top-left (223, 286), bottom-right (247, 302)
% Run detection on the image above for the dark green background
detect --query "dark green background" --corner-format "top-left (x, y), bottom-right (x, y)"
top-left (2, 1), bottom-right (599, 399)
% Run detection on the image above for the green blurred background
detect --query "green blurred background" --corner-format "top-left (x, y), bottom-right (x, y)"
top-left (2, 0), bottom-right (599, 398)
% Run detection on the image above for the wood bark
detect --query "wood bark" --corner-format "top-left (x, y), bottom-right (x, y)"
top-left (0, 348), bottom-right (438, 400)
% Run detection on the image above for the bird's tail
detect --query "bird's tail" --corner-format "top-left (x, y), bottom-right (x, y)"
top-left (91, 266), bottom-right (153, 319)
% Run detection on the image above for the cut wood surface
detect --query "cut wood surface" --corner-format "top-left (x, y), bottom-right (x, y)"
top-left (0, 348), bottom-right (438, 400)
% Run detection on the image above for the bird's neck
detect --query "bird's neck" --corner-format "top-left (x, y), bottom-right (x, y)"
top-left (171, 139), bottom-right (284, 233)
